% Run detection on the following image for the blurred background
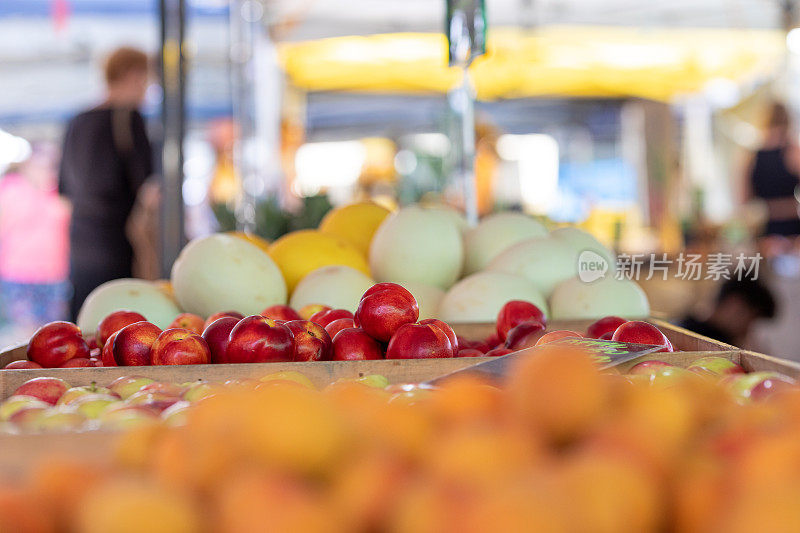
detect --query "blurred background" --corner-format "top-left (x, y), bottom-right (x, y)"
top-left (2, 0), bottom-right (800, 357)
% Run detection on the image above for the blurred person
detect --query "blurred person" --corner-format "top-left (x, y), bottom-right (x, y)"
top-left (58, 47), bottom-right (153, 320)
top-left (0, 145), bottom-right (70, 330)
top-left (745, 102), bottom-right (800, 242)
top-left (679, 277), bottom-right (776, 347)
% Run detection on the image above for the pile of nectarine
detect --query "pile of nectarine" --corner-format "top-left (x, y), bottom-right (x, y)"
top-left (5, 283), bottom-right (690, 370)
top-left (7, 284), bottom-right (470, 368)
top-left (3, 346), bottom-right (800, 532)
top-left (454, 302), bottom-right (675, 357)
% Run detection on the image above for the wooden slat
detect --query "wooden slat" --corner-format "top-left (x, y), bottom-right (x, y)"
top-left (739, 350), bottom-right (800, 375)
top-left (0, 343), bottom-right (26, 368)
top-left (649, 318), bottom-right (737, 352)
top-left (611, 350), bottom-right (742, 372)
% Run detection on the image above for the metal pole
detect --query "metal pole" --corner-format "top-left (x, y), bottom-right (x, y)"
top-left (449, 68), bottom-right (478, 225)
top-left (159, 0), bottom-right (186, 276)
top-left (229, 0), bottom-right (264, 233)
top-left (446, 0), bottom-right (485, 226)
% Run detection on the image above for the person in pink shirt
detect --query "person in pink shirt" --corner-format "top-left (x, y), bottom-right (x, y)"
top-left (0, 144), bottom-right (70, 330)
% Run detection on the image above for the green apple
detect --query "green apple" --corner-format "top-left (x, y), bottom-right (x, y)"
top-left (355, 374), bottom-right (390, 388)
top-left (108, 376), bottom-right (156, 400)
top-left (336, 374), bottom-right (391, 389)
top-left (7, 405), bottom-right (50, 430)
top-left (99, 405), bottom-right (159, 431)
top-left (0, 395), bottom-right (50, 421)
top-left (124, 391), bottom-right (180, 414)
top-left (686, 356), bottom-right (744, 377)
top-left (33, 408), bottom-right (87, 433)
top-left (161, 401), bottom-right (192, 426)
top-left (182, 381), bottom-right (219, 402)
top-left (386, 383), bottom-right (436, 405)
top-left (648, 366), bottom-right (691, 385)
top-left (58, 383), bottom-right (119, 406)
top-left (70, 394), bottom-right (121, 419)
top-left (726, 372), bottom-right (796, 403)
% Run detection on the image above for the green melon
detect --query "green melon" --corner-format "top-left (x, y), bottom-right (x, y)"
top-left (438, 271), bottom-right (548, 323)
top-left (171, 234), bottom-right (287, 317)
top-left (289, 265), bottom-right (375, 313)
top-left (464, 212), bottom-right (548, 275)
top-left (77, 278), bottom-right (182, 333)
top-left (549, 275), bottom-right (650, 320)
top-left (487, 236), bottom-right (576, 297)
top-left (401, 281), bottom-right (446, 320)
top-left (369, 206), bottom-right (464, 290)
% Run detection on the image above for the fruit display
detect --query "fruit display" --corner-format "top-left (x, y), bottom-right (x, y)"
top-left (0, 370), bottom-right (389, 435)
top-left (2, 290), bottom-right (720, 370)
top-left (5, 286), bottom-right (700, 371)
top-left (67, 202), bottom-right (647, 340)
top-left (3, 345), bottom-right (800, 532)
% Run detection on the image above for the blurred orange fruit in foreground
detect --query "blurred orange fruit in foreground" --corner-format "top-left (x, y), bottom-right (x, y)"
top-left (7, 347), bottom-right (800, 532)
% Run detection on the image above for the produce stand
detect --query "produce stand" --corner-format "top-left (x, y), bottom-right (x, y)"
top-left (0, 319), bottom-right (794, 398)
top-left (0, 319), bottom-right (798, 484)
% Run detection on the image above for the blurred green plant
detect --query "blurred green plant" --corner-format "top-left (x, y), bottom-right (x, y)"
top-left (212, 194), bottom-right (333, 241)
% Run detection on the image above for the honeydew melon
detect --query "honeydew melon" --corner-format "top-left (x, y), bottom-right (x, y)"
top-left (463, 212), bottom-right (548, 275)
top-left (549, 275), bottom-right (650, 320)
top-left (401, 281), bottom-right (446, 320)
top-left (289, 265), bottom-right (375, 314)
top-left (171, 234), bottom-right (287, 317)
top-left (438, 271), bottom-right (548, 323)
top-left (487, 236), bottom-right (576, 297)
top-left (550, 226), bottom-right (615, 268)
top-left (424, 204), bottom-right (469, 235)
top-left (369, 205), bottom-right (464, 290)
top-left (77, 279), bottom-right (182, 333)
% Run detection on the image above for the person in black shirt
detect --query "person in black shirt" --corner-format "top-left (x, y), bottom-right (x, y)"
top-left (746, 102), bottom-right (800, 237)
top-left (679, 278), bottom-right (776, 348)
top-left (58, 47), bottom-right (153, 320)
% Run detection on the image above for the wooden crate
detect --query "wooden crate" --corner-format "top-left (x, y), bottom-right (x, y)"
top-left (0, 345), bottom-right (797, 481)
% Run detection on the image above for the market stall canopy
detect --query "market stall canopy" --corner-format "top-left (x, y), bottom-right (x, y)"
top-left (279, 26), bottom-right (784, 102)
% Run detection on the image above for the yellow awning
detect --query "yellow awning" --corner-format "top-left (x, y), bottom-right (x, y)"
top-left (279, 26), bottom-right (784, 102)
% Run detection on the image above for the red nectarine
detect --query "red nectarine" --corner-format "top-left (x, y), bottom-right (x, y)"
top-left (27, 321), bottom-right (90, 368)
